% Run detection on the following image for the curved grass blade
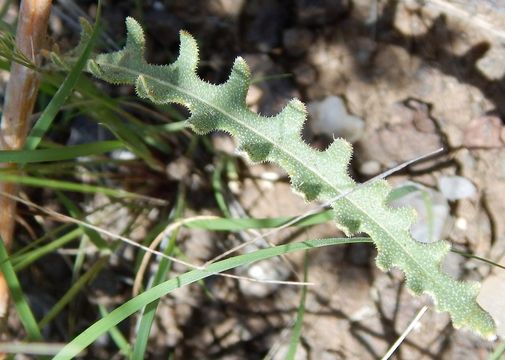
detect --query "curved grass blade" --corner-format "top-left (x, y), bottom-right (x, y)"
top-left (133, 190), bottom-right (185, 358)
top-left (98, 304), bottom-right (132, 358)
top-left (0, 237), bottom-right (42, 341)
top-left (0, 173), bottom-right (164, 203)
top-left (184, 210), bottom-right (334, 231)
top-left (53, 237), bottom-right (369, 359)
top-left (286, 251), bottom-right (309, 360)
top-left (38, 256), bottom-right (109, 328)
top-left (0, 141), bottom-right (123, 164)
top-left (12, 228), bottom-right (84, 271)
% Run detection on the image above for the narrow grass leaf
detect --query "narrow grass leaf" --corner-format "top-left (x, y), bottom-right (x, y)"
top-left (0, 141), bottom-right (123, 164)
top-left (132, 226), bottom-right (178, 359)
top-left (286, 251), bottom-right (309, 360)
top-left (56, 192), bottom-right (109, 250)
top-left (451, 249), bottom-right (505, 271)
top-left (53, 237), bottom-right (370, 359)
top-left (155, 120), bottom-right (188, 132)
top-left (133, 192), bottom-right (185, 358)
top-left (211, 157), bottom-right (231, 217)
top-left (489, 341), bottom-right (505, 360)
top-left (13, 228), bottom-right (83, 271)
top-left (0, 173), bottom-right (158, 201)
top-left (98, 305), bottom-right (132, 358)
top-left (0, 237), bottom-right (42, 341)
top-left (38, 256), bottom-right (109, 328)
top-left (184, 210), bottom-right (334, 231)
top-left (0, 342), bottom-right (64, 356)
top-left (24, 2), bottom-right (101, 150)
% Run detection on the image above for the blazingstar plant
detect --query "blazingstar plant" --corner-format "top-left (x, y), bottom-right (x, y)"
top-left (87, 17), bottom-right (495, 338)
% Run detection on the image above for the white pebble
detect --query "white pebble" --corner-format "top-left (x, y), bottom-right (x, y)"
top-left (438, 175), bottom-right (477, 201)
top-left (307, 96), bottom-right (365, 143)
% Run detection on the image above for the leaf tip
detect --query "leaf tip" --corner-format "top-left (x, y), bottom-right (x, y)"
top-left (87, 59), bottom-right (102, 77)
top-left (135, 74), bottom-right (151, 99)
top-left (125, 17), bottom-right (146, 51)
top-left (178, 30), bottom-right (199, 71)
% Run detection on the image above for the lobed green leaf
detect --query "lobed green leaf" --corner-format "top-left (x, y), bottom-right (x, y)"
top-left (87, 17), bottom-right (496, 338)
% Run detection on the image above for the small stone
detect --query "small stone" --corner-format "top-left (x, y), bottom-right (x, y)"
top-left (165, 157), bottom-right (192, 181)
top-left (67, 117), bottom-right (101, 146)
top-left (153, 1), bottom-right (164, 11)
top-left (463, 116), bottom-right (502, 148)
top-left (501, 127), bottom-right (505, 143)
top-left (246, 85), bottom-right (263, 106)
top-left (353, 38), bottom-right (377, 65)
top-left (406, 99), bottom-right (437, 133)
top-left (283, 28), bottom-right (313, 57)
top-left (243, 54), bottom-right (299, 116)
top-left (390, 182), bottom-right (450, 243)
top-left (260, 171), bottom-right (281, 181)
top-left (394, 2), bottom-right (433, 36)
top-left (307, 96), bottom-right (365, 143)
top-left (359, 160), bottom-right (381, 176)
top-left (403, 0), bottom-right (422, 11)
top-left (295, 0), bottom-right (349, 26)
top-left (228, 180), bottom-right (241, 194)
top-left (476, 45), bottom-right (505, 80)
top-left (441, 251), bottom-right (464, 278)
top-left (293, 63), bottom-right (317, 86)
top-left (237, 257), bottom-right (291, 297)
top-left (455, 217), bottom-right (468, 231)
top-left (348, 243), bottom-right (372, 266)
top-left (110, 149), bottom-right (136, 160)
top-left (211, 133), bottom-right (236, 155)
top-left (438, 175), bottom-right (477, 201)
top-left (272, 343), bottom-right (308, 360)
top-left (213, 0), bottom-right (245, 16)
top-left (477, 269), bottom-right (505, 338)
top-left (244, 0), bottom-right (288, 52)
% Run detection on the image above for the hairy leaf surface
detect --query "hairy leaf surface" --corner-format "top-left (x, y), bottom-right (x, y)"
top-left (88, 17), bottom-right (495, 338)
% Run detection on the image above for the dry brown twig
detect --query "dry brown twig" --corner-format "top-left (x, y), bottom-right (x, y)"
top-left (0, 0), bottom-right (53, 329)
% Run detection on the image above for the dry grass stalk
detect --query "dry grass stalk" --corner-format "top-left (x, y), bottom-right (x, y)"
top-left (0, 0), bottom-right (52, 327)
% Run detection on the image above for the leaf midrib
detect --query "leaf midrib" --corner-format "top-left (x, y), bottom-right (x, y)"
top-left (96, 60), bottom-right (445, 298)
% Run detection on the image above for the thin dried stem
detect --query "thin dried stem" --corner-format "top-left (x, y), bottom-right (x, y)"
top-left (0, 191), bottom-right (314, 295)
top-left (381, 305), bottom-right (429, 360)
top-left (0, 0), bottom-right (52, 324)
top-left (205, 147), bottom-right (444, 266)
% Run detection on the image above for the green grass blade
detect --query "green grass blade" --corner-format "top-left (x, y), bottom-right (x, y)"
top-left (386, 184), bottom-right (421, 203)
top-left (0, 237), bottom-right (42, 341)
top-left (133, 191), bottom-right (185, 359)
top-left (56, 192), bottom-right (109, 250)
top-left (184, 210), bottom-right (334, 231)
top-left (0, 1), bottom-right (13, 19)
top-left (154, 120), bottom-right (188, 132)
top-left (0, 173), bottom-right (159, 201)
top-left (451, 249), bottom-right (505, 271)
top-left (98, 304), bottom-right (132, 358)
top-left (53, 237), bottom-right (370, 359)
top-left (11, 223), bottom-right (73, 259)
top-left (489, 341), bottom-right (505, 360)
top-left (286, 251), bottom-right (309, 360)
top-left (24, 3), bottom-right (101, 150)
top-left (211, 157), bottom-right (231, 217)
top-left (0, 141), bottom-right (123, 164)
top-left (13, 228), bottom-right (83, 271)
top-left (0, 342), bottom-right (64, 356)
top-left (132, 228), bottom-right (177, 360)
top-left (38, 256), bottom-right (109, 328)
